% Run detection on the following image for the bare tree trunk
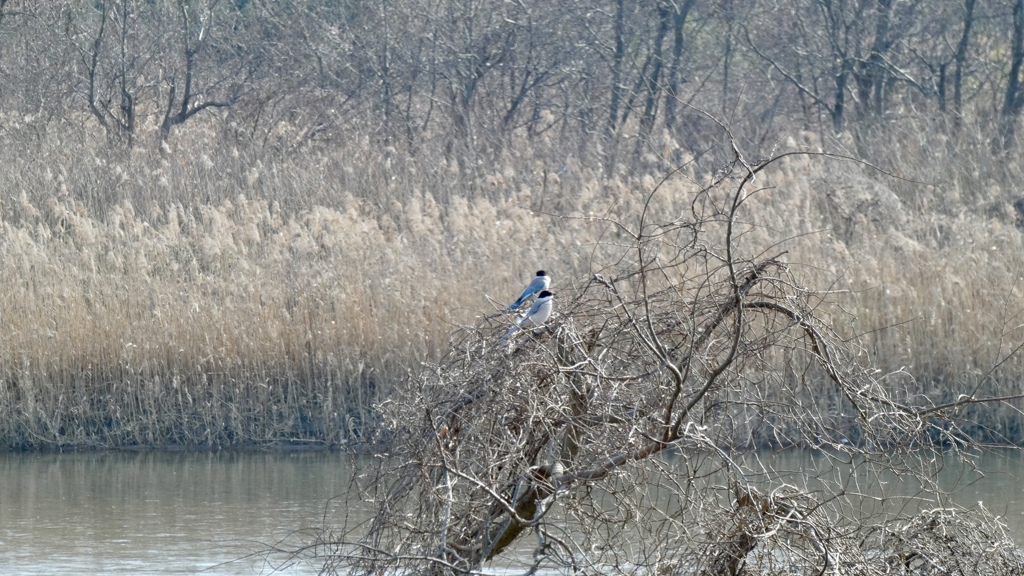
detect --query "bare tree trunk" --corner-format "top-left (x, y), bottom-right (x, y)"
top-left (84, 2), bottom-right (112, 137)
top-left (953, 0), bottom-right (976, 119)
top-left (663, 0), bottom-right (694, 132)
top-left (854, 0), bottom-right (894, 119)
top-left (159, 0), bottom-right (239, 142)
top-left (1001, 0), bottom-right (1024, 149)
top-left (81, 1), bottom-right (135, 146)
top-left (633, 0), bottom-right (672, 164)
top-left (378, 0), bottom-right (394, 146)
top-left (604, 0), bottom-right (627, 175)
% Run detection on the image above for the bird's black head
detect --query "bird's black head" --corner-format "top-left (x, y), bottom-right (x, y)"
top-left (538, 290), bottom-right (553, 298)
top-left (536, 270), bottom-right (547, 276)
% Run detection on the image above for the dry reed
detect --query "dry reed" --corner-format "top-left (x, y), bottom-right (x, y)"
top-left (1, 119), bottom-right (1023, 449)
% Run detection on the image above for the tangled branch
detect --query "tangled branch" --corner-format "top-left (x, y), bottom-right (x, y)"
top-left (316, 153), bottom-right (1024, 576)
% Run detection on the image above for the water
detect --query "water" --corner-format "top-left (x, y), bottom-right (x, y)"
top-left (757, 448), bottom-right (1024, 535)
top-left (939, 448), bottom-right (1024, 534)
top-left (2, 449), bottom-right (1024, 575)
top-left (0, 451), bottom-right (363, 575)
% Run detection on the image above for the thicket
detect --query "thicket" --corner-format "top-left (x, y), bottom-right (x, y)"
top-left (306, 149), bottom-right (1024, 576)
top-left (1, 0), bottom-right (1024, 449)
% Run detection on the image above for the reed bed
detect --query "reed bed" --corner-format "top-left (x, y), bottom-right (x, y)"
top-left (1, 122), bottom-right (1023, 449)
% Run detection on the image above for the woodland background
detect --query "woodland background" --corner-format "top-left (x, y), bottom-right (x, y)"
top-left (1, 0), bottom-right (1024, 449)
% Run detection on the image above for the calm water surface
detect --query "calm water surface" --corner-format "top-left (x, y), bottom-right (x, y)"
top-left (0, 451), bottom-right (364, 575)
top-left (2, 449), bottom-right (1024, 575)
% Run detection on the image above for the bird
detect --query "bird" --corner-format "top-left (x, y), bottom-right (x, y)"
top-left (501, 290), bottom-right (554, 343)
top-left (507, 270), bottom-right (550, 311)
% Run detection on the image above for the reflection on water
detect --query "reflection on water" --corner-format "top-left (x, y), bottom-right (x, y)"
top-left (744, 448), bottom-right (1024, 535)
top-left (1, 449), bottom-right (1023, 575)
top-left (0, 451), bottom-right (363, 576)
top-left (939, 449), bottom-right (1024, 534)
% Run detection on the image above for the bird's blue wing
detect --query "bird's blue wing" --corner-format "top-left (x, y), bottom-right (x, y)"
top-left (508, 276), bottom-right (545, 310)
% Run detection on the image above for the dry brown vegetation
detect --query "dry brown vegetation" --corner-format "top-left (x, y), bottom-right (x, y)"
top-left (302, 144), bottom-right (1024, 576)
top-left (3, 0), bottom-right (1024, 449)
top-left (1, 115), bottom-right (1024, 450)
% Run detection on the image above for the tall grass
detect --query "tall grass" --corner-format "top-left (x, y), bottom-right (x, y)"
top-left (1, 119), bottom-right (1023, 449)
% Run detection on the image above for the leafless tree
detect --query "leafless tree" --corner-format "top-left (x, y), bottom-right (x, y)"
top-left (1, 0), bottom-right (1023, 159)
top-left (302, 144), bottom-right (1024, 575)
top-left (156, 0), bottom-right (250, 141)
top-left (55, 0), bottom-right (253, 147)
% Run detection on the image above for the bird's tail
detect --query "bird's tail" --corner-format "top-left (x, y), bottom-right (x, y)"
top-left (497, 324), bottom-right (519, 344)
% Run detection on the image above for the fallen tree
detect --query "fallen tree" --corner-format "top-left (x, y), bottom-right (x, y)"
top-left (309, 146), bottom-right (1024, 575)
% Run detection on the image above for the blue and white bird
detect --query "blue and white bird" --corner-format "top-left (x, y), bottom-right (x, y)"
top-left (507, 270), bottom-right (550, 311)
top-left (501, 290), bottom-right (554, 343)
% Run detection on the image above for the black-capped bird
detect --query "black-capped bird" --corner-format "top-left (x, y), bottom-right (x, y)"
top-left (501, 290), bottom-right (554, 343)
top-left (507, 270), bottom-right (550, 311)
